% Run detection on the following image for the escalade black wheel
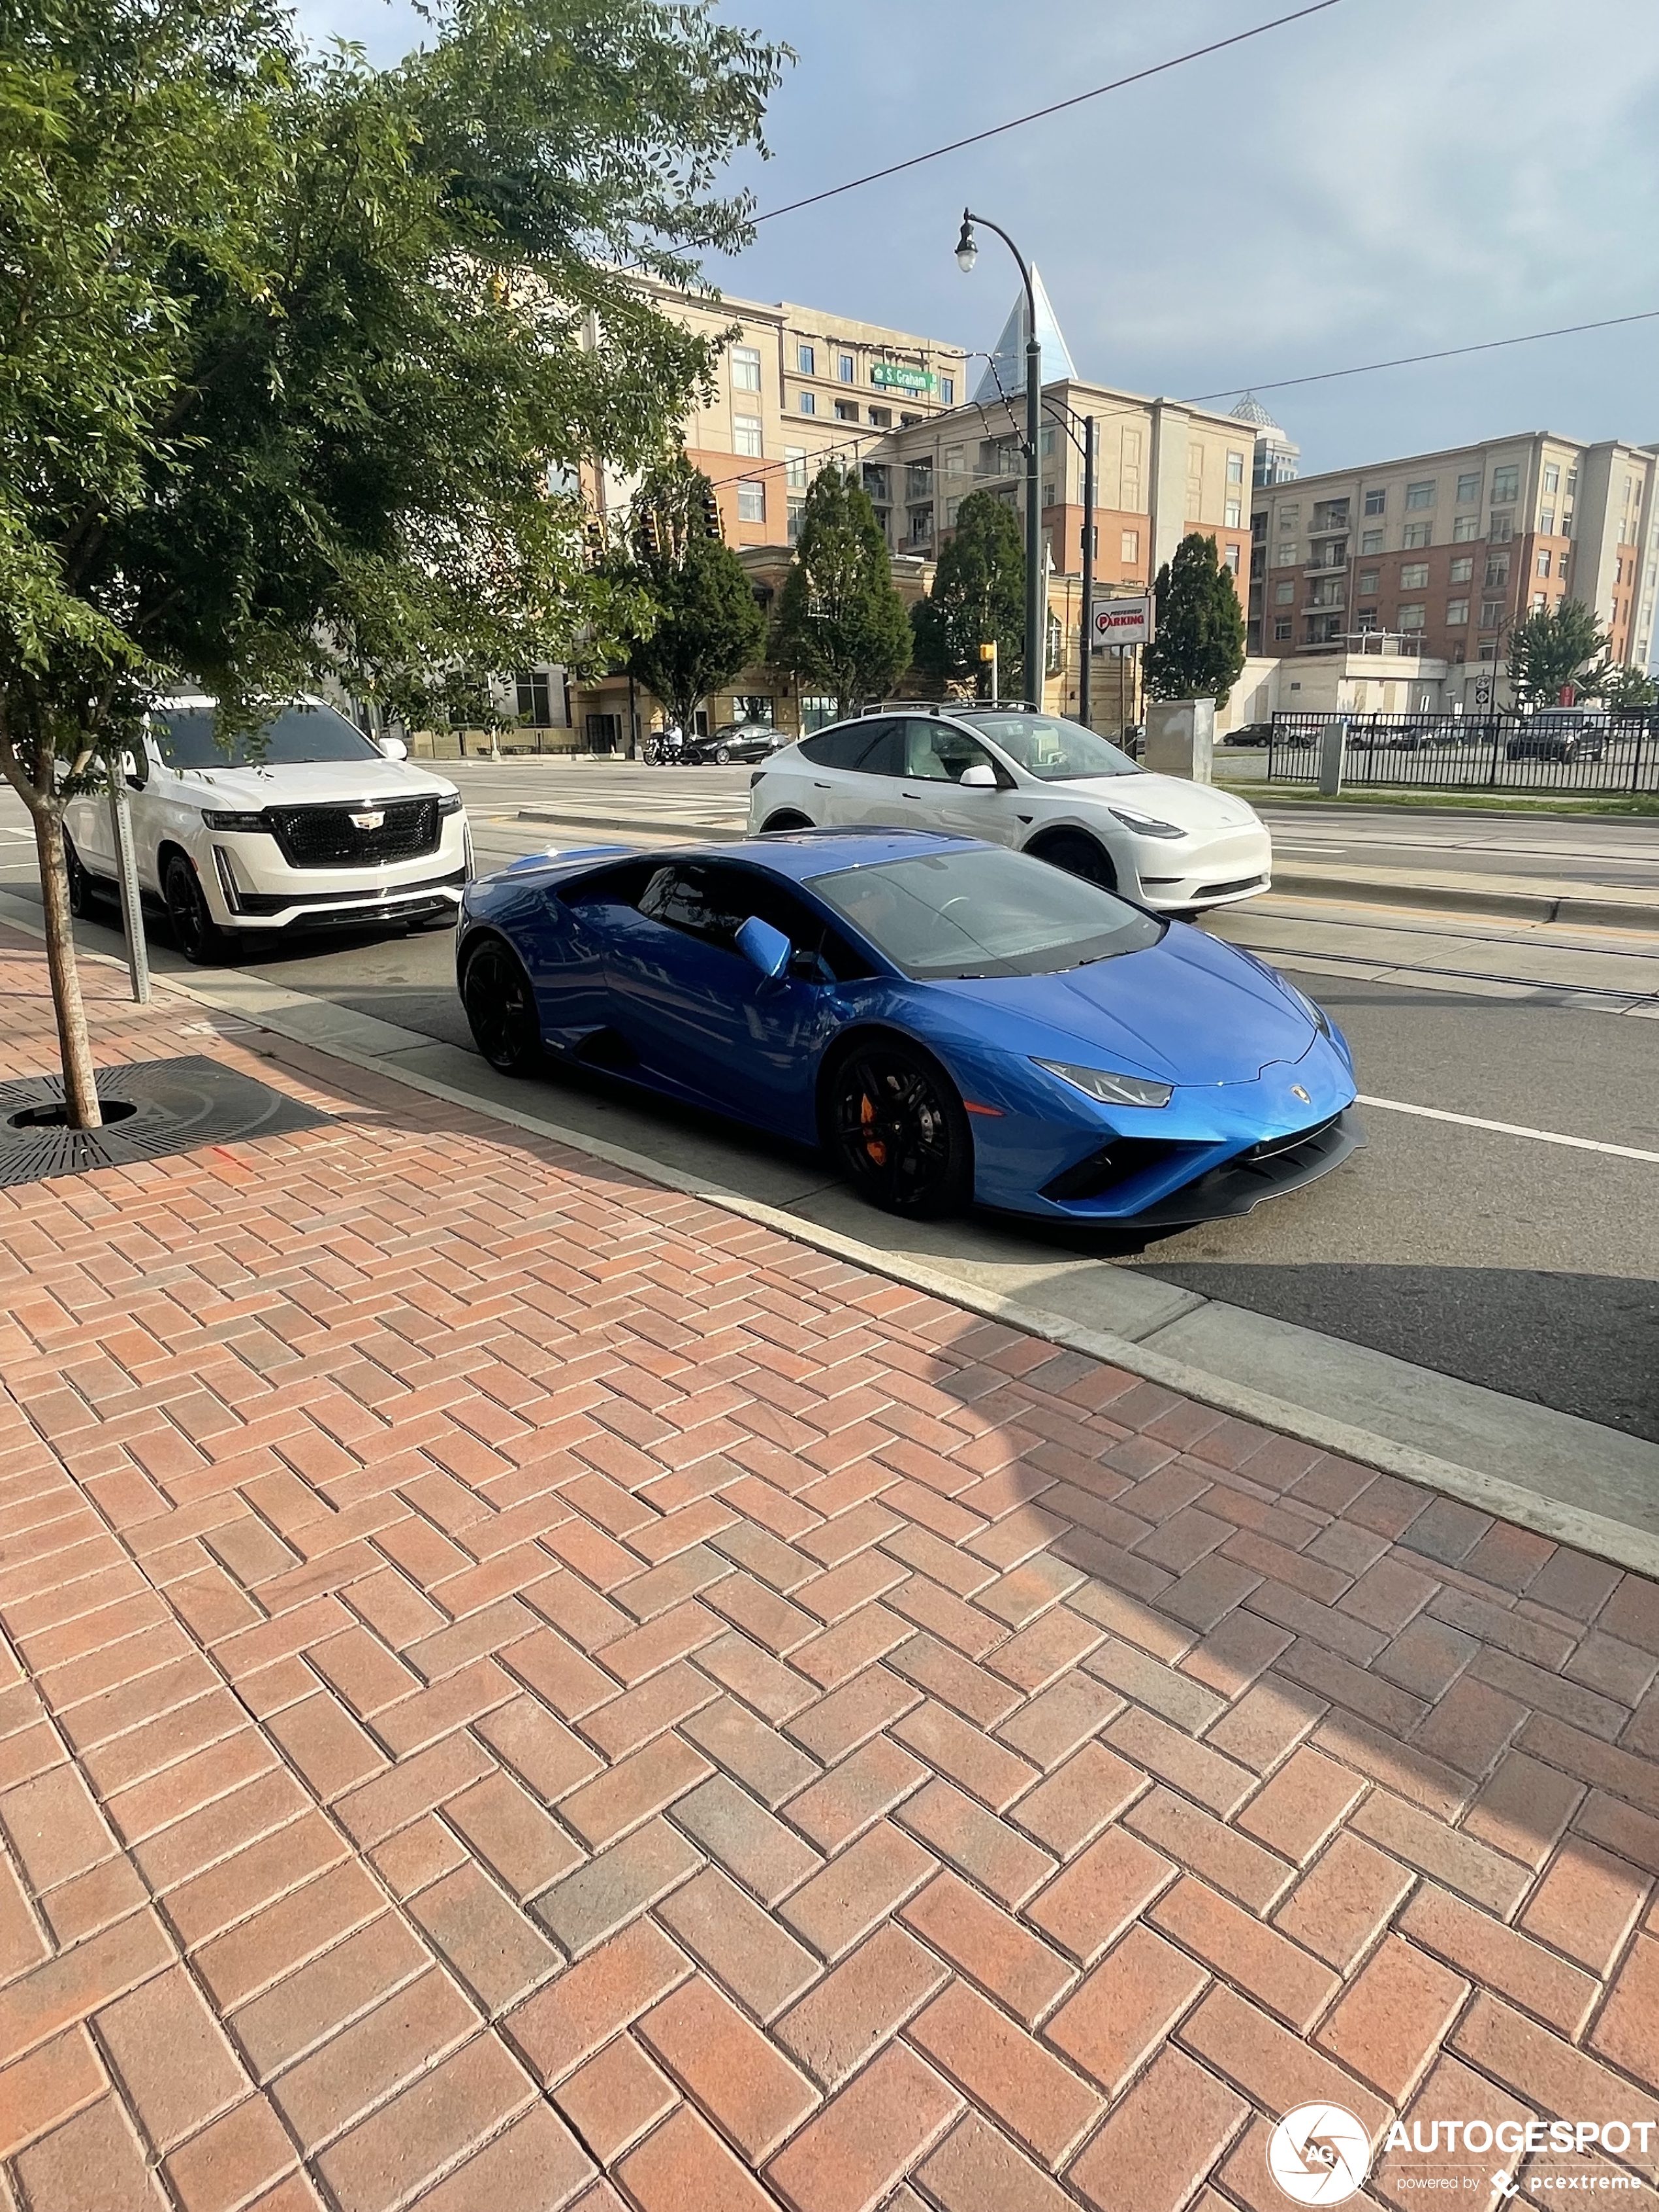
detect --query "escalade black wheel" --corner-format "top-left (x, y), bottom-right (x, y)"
top-left (461, 937), bottom-right (543, 1074)
top-left (64, 835), bottom-right (97, 920)
top-left (164, 854), bottom-right (227, 965)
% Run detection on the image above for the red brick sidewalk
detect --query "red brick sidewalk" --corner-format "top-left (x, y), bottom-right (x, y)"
top-left (1, 929), bottom-right (1657, 2212)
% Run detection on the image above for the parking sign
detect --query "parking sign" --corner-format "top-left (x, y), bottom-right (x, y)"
top-left (1091, 596), bottom-right (1153, 647)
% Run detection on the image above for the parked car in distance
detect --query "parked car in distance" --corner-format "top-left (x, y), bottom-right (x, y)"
top-left (1507, 709), bottom-right (1606, 763)
top-left (683, 723), bottom-right (786, 766)
top-left (748, 705), bottom-right (1272, 914)
top-left (1222, 722), bottom-right (1274, 746)
top-left (63, 696), bottom-right (470, 964)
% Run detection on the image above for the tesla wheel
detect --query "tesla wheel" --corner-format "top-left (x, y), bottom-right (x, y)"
top-left (826, 1039), bottom-right (971, 1219)
top-left (64, 835), bottom-right (96, 919)
top-left (461, 937), bottom-right (542, 1075)
top-left (761, 810), bottom-right (813, 833)
top-left (1030, 831), bottom-right (1117, 891)
top-left (163, 854), bottom-right (227, 965)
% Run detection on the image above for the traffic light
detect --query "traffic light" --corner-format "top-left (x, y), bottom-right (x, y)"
top-left (582, 514), bottom-right (605, 569)
top-left (637, 507), bottom-right (661, 558)
top-left (702, 485), bottom-right (723, 539)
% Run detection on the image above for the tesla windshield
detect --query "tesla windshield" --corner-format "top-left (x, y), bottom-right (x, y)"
top-left (964, 713), bottom-right (1141, 781)
top-left (153, 703), bottom-right (381, 768)
top-left (809, 847), bottom-right (1164, 980)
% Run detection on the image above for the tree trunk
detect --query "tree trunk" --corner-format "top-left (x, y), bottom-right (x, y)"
top-left (32, 808), bottom-right (103, 1129)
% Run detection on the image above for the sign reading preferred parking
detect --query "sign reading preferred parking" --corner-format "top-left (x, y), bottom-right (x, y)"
top-left (1091, 596), bottom-right (1153, 646)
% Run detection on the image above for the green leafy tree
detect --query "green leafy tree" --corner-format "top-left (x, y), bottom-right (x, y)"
top-left (910, 489), bottom-right (1025, 696)
top-left (770, 465), bottom-right (912, 717)
top-left (0, 0), bottom-right (786, 1124)
top-left (1592, 661), bottom-right (1657, 714)
top-left (1143, 532), bottom-right (1247, 708)
top-left (619, 462), bottom-right (765, 736)
top-left (1506, 600), bottom-right (1609, 710)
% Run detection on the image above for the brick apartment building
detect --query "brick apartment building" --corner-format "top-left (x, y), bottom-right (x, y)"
top-left (1248, 431), bottom-right (1659, 710)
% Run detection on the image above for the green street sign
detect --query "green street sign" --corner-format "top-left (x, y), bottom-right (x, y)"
top-left (871, 364), bottom-right (935, 395)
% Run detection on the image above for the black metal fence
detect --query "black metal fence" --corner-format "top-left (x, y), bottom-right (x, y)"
top-left (1266, 712), bottom-right (1659, 794)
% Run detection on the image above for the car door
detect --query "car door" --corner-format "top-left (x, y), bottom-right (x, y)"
top-left (813, 718), bottom-right (907, 825)
top-left (602, 860), bottom-right (844, 1136)
top-left (889, 718), bottom-right (1022, 845)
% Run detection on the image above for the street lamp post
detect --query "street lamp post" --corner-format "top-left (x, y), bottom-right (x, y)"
top-left (956, 210), bottom-right (1043, 708)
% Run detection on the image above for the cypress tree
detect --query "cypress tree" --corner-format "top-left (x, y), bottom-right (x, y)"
top-left (770, 466), bottom-right (912, 716)
top-left (910, 489), bottom-right (1025, 696)
top-left (620, 462), bottom-right (766, 735)
top-left (1143, 532), bottom-right (1247, 708)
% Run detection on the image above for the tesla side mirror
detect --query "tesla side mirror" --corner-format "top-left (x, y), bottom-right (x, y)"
top-left (378, 735), bottom-right (408, 761)
top-left (958, 762), bottom-right (997, 789)
top-left (735, 915), bottom-right (792, 981)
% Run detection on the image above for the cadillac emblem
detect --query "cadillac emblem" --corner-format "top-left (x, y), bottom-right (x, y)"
top-left (1291, 1084), bottom-right (1311, 1104)
top-left (349, 810), bottom-right (385, 831)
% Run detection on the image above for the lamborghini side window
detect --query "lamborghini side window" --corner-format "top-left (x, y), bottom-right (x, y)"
top-left (637, 864), bottom-right (749, 950)
top-left (558, 859), bottom-right (660, 909)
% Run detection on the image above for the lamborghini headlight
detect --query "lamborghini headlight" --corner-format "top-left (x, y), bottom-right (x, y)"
top-left (1033, 1059), bottom-right (1174, 1108)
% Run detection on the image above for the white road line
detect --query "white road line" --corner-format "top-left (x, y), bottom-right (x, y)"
top-left (1357, 1093), bottom-right (1659, 1164)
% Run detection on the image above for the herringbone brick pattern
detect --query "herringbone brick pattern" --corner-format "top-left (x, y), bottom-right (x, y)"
top-left (1, 932), bottom-right (1657, 2212)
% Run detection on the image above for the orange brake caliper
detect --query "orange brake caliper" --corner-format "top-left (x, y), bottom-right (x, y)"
top-left (860, 1093), bottom-right (887, 1167)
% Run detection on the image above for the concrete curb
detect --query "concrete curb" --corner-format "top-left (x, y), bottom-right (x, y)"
top-left (6, 884), bottom-right (1654, 1580)
top-left (507, 809), bottom-right (1659, 935)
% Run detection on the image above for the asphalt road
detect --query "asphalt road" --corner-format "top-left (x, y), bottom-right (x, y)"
top-left (3, 779), bottom-right (1656, 1442)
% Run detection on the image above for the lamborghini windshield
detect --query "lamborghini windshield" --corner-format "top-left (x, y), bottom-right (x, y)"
top-left (809, 846), bottom-right (1163, 980)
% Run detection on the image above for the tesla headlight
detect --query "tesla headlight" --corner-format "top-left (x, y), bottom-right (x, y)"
top-left (1033, 1059), bottom-right (1173, 1108)
top-left (1106, 807), bottom-right (1187, 839)
top-left (200, 809), bottom-right (268, 831)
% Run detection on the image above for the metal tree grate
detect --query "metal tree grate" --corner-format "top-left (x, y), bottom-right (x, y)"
top-left (0, 1055), bottom-right (330, 1190)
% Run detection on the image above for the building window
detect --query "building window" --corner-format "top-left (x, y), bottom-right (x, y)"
top-left (730, 345), bottom-right (761, 393)
top-left (1357, 569), bottom-right (1379, 594)
top-left (1274, 618), bottom-right (1293, 641)
top-left (1274, 581), bottom-right (1295, 604)
top-left (1480, 600), bottom-right (1506, 627)
top-left (786, 500), bottom-right (805, 544)
top-left (906, 460), bottom-right (933, 501)
top-left (1542, 462), bottom-right (1560, 496)
top-left (943, 443), bottom-right (965, 476)
top-left (1398, 604), bottom-right (1426, 630)
top-left (1363, 489), bottom-right (1386, 516)
top-left (797, 342), bottom-right (816, 376)
top-left (1227, 450), bottom-right (1245, 485)
top-left (1312, 498), bottom-right (1349, 530)
top-left (1536, 549), bottom-right (1552, 577)
top-left (733, 415), bottom-right (762, 457)
top-left (1566, 467), bottom-right (1578, 498)
top-left (941, 377), bottom-right (954, 405)
top-left (1452, 515), bottom-right (1478, 542)
top-left (784, 447), bottom-right (807, 492)
top-left (868, 406), bottom-right (892, 428)
top-left (907, 505), bottom-right (933, 547)
top-left (1223, 543), bottom-right (1241, 573)
top-left (1532, 592), bottom-right (1548, 613)
top-left (1274, 544), bottom-right (1298, 568)
top-left (1225, 499), bottom-right (1242, 528)
top-left (837, 353), bottom-right (854, 383)
top-left (1445, 600), bottom-right (1469, 626)
top-left (1361, 529), bottom-right (1383, 555)
top-left (797, 391), bottom-right (816, 415)
top-left (1278, 509), bottom-right (1298, 536)
top-left (1402, 522), bottom-right (1432, 549)
top-left (1121, 529), bottom-right (1139, 562)
top-left (1400, 562), bottom-right (1429, 589)
top-left (944, 496), bottom-right (960, 526)
top-left (1355, 609), bottom-right (1377, 630)
top-left (861, 462), bottom-right (890, 502)
top-left (834, 400), bottom-right (859, 423)
top-left (1449, 555), bottom-right (1474, 584)
top-left (1040, 426), bottom-right (1056, 457)
top-left (1456, 470), bottom-right (1482, 504)
top-left (737, 481), bottom-right (765, 523)
top-left (1485, 554), bottom-right (1509, 587)
top-left (1041, 481), bottom-right (1056, 510)
top-left (516, 671), bottom-right (553, 725)
top-left (1539, 507), bottom-right (1555, 535)
top-left (1490, 465), bottom-right (1520, 504)
top-left (1405, 480), bottom-right (1436, 509)
top-left (1488, 512), bottom-right (1513, 543)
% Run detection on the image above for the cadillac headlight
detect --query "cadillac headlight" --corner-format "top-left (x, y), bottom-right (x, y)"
top-left (1034, 1059), bottom-right (1173, 1108)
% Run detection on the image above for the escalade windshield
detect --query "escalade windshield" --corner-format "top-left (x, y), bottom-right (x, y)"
top-left (963, 712), bottom-right (1141, 781)
top-left (153, 703), bottom-right (381, 768)
top-left (809, 846), bottom-right (1164, 980)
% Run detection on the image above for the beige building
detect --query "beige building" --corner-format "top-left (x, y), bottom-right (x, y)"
top-left (1249, 430), bottom-right (1659, 709)
top-left (563, 276), bottom-right (1255, 748)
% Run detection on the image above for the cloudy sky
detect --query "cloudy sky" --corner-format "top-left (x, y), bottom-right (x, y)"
top-left (298, 0), bottom-right (1659, 475)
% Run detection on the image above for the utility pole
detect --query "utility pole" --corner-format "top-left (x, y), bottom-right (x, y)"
top-left (1080, 414), bottom-right (1095, 729)
top-left (956, 211), bottom-right (1044, 707)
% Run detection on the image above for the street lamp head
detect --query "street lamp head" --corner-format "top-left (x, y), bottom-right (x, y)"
top-left (954, 213), bottom-right (978, 273)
